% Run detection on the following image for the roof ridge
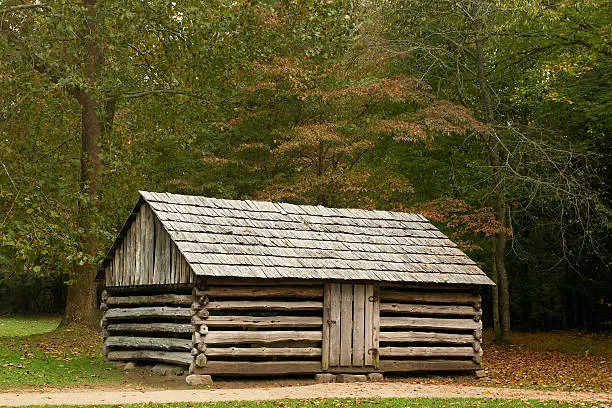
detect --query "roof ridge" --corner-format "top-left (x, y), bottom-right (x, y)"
top-left (139, 190), bottom-right (428, 222)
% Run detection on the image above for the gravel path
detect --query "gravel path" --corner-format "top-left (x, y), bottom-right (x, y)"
top-left (1, 382), bottom-right (610, 406)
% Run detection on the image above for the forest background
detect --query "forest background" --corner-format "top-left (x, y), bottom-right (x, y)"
top-left (0, 0), bottom-right (609, 341)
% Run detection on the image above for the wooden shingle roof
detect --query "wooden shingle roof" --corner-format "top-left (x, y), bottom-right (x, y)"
top-left (104, 191), bottom-right (493, 286)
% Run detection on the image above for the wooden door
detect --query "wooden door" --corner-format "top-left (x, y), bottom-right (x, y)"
top-left (322, 283), bottom-right (379, 369)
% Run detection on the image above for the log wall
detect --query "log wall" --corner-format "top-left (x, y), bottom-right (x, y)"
top-left (377, 284), bottom-right (483, 372)
top-left (100, 287), bottom-right (194, 366)
top-left (104, 203), bottom-right (192, 287)
top-left (191, 280), bottom-right (325, 376)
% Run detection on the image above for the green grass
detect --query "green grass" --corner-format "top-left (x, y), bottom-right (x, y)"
top-left (0, 315), bottom-right (62, 336)
top-left (0, 316), bottom-right (124, 387)
top-left (20, 399), bottom-right (605, 408)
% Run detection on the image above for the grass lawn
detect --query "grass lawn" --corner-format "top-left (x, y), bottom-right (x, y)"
top-left (19, 399), bottom-right (605, 408)
top-left (0, 315), bottom-right (124, 388)
top-left (0, 315), bottom-right (62, 337)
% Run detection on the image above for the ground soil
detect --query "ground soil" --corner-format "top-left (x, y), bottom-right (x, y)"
top-left (1, 377), bottom-right (610, 406)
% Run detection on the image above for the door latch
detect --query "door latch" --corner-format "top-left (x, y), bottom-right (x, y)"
top-left (327, 319), bottom-right (337, 325)
top-left (367, 348), bottom-right (379, 355)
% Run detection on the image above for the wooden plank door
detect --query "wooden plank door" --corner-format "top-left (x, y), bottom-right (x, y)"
top-left (322, 283), bottom-right (379, 369)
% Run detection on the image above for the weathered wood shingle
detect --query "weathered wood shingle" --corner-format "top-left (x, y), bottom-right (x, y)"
top-left (111, 191), bottom-right (494, 285)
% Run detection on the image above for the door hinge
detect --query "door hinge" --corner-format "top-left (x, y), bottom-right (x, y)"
top-left (368, 295), bottom-right (378, 302)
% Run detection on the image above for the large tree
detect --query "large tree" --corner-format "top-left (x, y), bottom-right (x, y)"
top-left (365, 0), bottom-right (610, 340)
top-left (0, 0), bottom-right (248, 324)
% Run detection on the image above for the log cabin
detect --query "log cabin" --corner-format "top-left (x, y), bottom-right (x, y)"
top-left (96, 191), bottom-right (494, 380)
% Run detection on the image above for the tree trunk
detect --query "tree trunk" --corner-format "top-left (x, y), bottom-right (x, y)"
top-left (64, 0), bottom-right (105, 327)
top-left (471, 0), bottom-right (511, 344)
top-left (490, 244), bottom-right (501, 339)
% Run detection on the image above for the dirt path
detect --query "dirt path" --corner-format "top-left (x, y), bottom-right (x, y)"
top-left (1, 382), bottom-right (610, 406)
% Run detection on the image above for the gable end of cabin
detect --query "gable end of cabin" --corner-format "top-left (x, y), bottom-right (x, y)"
top-left (101, 202), bottom-right (193, 287)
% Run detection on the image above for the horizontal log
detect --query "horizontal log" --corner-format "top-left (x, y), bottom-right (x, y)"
top-left (380, 317), bottom-right (480, 331)
top-left (380, 359), bottom-right (480, 372)
top-left (204, 331), bottom-right (322, 345)
top-left (199, 286), bottom-right (323, 299)
top-left (105, 294), bottom-right (192, 307)
top-left (379, 331), bottom-right (476, 344)
top-left (205, 347), bottom-right (321, 357)
top-left (195, 361), bottom-right (321, 375)
top-left (103, 306), bottom-right (191, 321)
top-left (106, 323), bottom-right (194, 334)
top-left (205, 316), bottom-right (322, 328)
top-left (107, 350), bottom-right (193, 365)
top-left (104, 336), bottom-right (192, 351)
top-left (379, 346), bottom-right (478, 358)
top-left (380, 303), bottom-right (478, 316)
top-left (206, 301), bottom-right (322, 311)
top-left (380, 290), bottom-right (480, 305)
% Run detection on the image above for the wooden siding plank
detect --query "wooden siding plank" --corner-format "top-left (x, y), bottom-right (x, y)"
top-left (120, 240), bottom-right (125, 286)
top-left (321, 284), bottom-right (331, 370)
top-left (329, 283), bottom-right (341, 367)
top-left (364, 285), bottom-right (374, 366)
top-left (153, 218), bottom-right (167, 284)
top-left (340, 283), bottom-right (353, 366)
top-left (124, 228), bottom-right (130, 286)
top-left (138, 208), bottom-right (145, 285)
top-left (372, 285), bottom-right (380, 369)
top-left (169, 243), bottom-right (176, 285)
top-left (144, 204), bottom-right (155, 285)
top-left (352, 284), bottom-right (365, 367)
top-left (134, 214), bottom-right (141, 285)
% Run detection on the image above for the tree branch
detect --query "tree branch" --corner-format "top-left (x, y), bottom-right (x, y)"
top-left (0, 3), bottom-right (49, 14)
top-left (117, 89), bottom-right (209, 101)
